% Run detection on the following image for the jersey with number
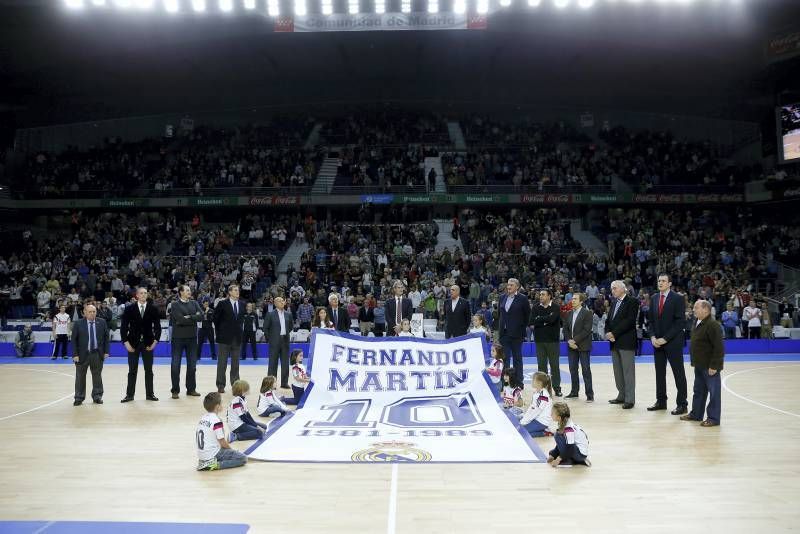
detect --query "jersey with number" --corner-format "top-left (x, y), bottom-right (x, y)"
top-left (486, 358), bottom-right (503, 384)
top-left (290, 363), bottom-right (308, 389)
top-left (54, 313), bottom-right (70, 335)
top-left (196, 412), bottom-right (225, 462)
top-left (563, 419), bottom-right (590, 456)
top-left (227, 396), bottom-right (249, 431)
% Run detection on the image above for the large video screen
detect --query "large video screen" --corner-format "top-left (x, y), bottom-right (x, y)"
top-left (780, 103), bottom-right (800, 163)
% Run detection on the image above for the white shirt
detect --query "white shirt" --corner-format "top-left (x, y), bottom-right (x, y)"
top-left (227, 395), bottom-right (249, 431)
top-left (230, 299), bottom-right (239, 316)
top-left (451, 298), bottom-right (459, 312)
top-left (743, 305), bottom-right (761, 327)
top-left (519, 388), bottom-right (554, 430)
top-left (505, 293), bottom-right (516, 312)
top-left (290, 363), bottom-right (308, 389)
top-left (257, 390), bottom-right (287, 415)
top-left (196, 412), bottom-right (225, 464)
top-left (54, 313), bottom-right (70, 335)
top-left (562, 419), bottom-right (590, 456)
top-left (571, 307), bottom-right (581, 334)
top-left (277, 310), bottom-right (286, 335)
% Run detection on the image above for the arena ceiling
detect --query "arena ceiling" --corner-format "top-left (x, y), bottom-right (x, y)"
top-left (0, 0), bottom-right (799, 126)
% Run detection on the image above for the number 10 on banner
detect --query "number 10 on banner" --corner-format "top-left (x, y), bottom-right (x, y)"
top-left (306, 393), bottom-right (485, 429)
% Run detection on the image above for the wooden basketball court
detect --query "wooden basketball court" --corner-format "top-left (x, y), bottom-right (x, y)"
top-left (1, 358), bottom-right (798, 533)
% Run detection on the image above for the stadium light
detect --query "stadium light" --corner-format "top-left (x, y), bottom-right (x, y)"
top-left (244, 0), bottom-right (256, 9)
top-left (375, 0), bottom-right (385, 13)
top-left (65, 0), bottom-right (84, 8)
top-left (191, 0), bottom-right (206, 11)
top-left (268, 0), bottom-right (279, 15)
top-left (577, 0), bottom-right (593, 8)
top-left (528, 0), bottom-right (541, 6)
top-left (401, 0), bottom-right (411, 13)
top-left (453, 0), bottom-right (465, 13)
top-left (321, 0), bottom-right (332, 14)
top-left (476, 0), bottom-right (487, 13)
top-left (91, 0), bottom-right (106, 6)
top-left (114, 0), bottom-right (133, 8)
top-left (293, 0), bottom-right (305, 16)
top-left (219, 0), bottom-right (233, 11)
top-left (135, 0), bottom-right (155, 8)
top-left (553, 0), bottom-right (569, 8)
top-left (348, 0), bottom-right (358, 14)
top-left (164, 0), bottom-right (179, 12)
top-left (499, 0), bottom-right (511, 6)
top-left (427, 0), bottom-right (437, 12)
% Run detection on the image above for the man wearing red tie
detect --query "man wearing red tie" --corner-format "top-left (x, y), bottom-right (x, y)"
top-left (646, 274), bottom-right (688, 415)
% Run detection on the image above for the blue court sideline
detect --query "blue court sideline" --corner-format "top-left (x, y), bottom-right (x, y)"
top-left (0, 521), bottom-right (249, 534)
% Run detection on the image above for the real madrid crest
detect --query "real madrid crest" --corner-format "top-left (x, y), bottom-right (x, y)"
top-left (351, 441), bottom-right (432, 462)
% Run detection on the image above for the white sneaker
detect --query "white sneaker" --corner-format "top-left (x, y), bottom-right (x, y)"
top-left (584, 459), bottom-right (592, 468)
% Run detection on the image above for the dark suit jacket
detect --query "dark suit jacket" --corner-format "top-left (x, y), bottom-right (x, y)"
top-left (498, 293), bottom-right (531, 340)
top-left (690, 317), bottom-right (724, 371)
top-left (264, 309), bottom-right (293, 346)
top-left (120, 301), bottom-right (162, 347)
top-left (385, 297), bottom-right (413, 335)
top-left (530, 302), bottom-right (561, 343)
top-left (605, 296), bottom-right (639, 351)
top-left (327, 306), bottom-right (350, 333)
top-left (444, 297), bottom-right (471, 338)
top-left (648, 291), bottom-right (686, 356)
top-left (72, 318), bottom-right (111, 360)
top-left (213, 299), bottom-right (245, 345)
top-left (564, 306), bottom-right (593, 352)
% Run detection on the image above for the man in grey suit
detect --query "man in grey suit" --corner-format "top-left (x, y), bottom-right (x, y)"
top-left (564, 293), bottom-right (594, 402)
top-left (170, 284), bottom-right (204, 399)
top-left (605, 280), bottom-right (640, 409)
top-left (72, 304), bottom-right (110, 406)
top-left (265, 296), bottom-right (294, 389)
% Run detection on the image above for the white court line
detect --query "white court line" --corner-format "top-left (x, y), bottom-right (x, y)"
top-left (0, 367), bottom-right (75, 422)
top-left (722, 364), bottom-right (800, 419)
top-left (32, 521), bottom-right (56, 534)
top-left (387, 463), bottom-right (398, 534)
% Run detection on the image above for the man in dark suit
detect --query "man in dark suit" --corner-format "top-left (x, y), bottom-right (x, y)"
top-left (605, 280), bottom-right (639, 409)
top-left (385, 281), bottom-right (413, 336)
top-left (120, 287), bottom-right (162, 402)
top-left (72, 303), bottom-right (110, 406)
top-left (681, 300), bottom-right (724, 427)
top-left (213, 284), bottom-right (245, 394)
top-left (564, 293), bottom-right (594, 402)
top-left (530, 288), bottom-right (562, 396)
top-left (241, 302), bottom-right (260, 360)
top-left (265, 296), bottom-right (294, 389)
top-left (647, 274), bottom-right (688, 415)
top-left (444, 285), bottom-right (471, 338)
top-left (498, 278), bottom-right (531, 387)
top-left (327, 293), bottom-right (350, 333)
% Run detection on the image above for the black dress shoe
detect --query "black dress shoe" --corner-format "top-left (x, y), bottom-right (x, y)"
top-left (608, 399), bottom-right (624, 404)
top-left (586, 396), bottom-right (594, 403)
top-left (146, 395), bottom-right (159, 401)
top-left (120, 396), bottom-right (134, 403)
top-left (622, 403), bottom-right (634, 409)
top-left (554, 388), bottom-right (563, 397)
top-left (647, 403), bottom-right (667, 411)
top-left (73, 400), bottom-right (83, 406)
top-left (671, 406), bottom-right (688, 415)
top-left (565, 392), bottom-right (579, 399)
top-left (187, 391), bottom-right (201, 397)
top-left (218, 388), bottom-right (225, 394)
top-left (93, 399), bottom-right (103, 404)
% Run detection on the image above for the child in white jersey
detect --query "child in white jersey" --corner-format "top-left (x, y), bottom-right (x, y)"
top-left (519, 372), bottom-right (555, 437)
top-left (485, 344), bottom-right (504, 389)
top-left (258, 375), bottom-right (288, 418)
top-left (469, 314), bottom-right (491, 341)
top-left (548, 402), bottom-right (591, 468)
top-left (196, 392), bottom-right (247, 471)
top-left (282, 349), bottom-right (311, 406)
top-left (397, 318), bottom-right (415, 337)
top-left (228, 380), bottom-right (267, 443)
top-left (501, 367), bottom-right (524, 417)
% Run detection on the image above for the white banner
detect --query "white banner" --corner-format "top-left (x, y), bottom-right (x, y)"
top-left (246, 331), bottom-right (544, 463)
top-left (275, 12), bottom-right (487, 33)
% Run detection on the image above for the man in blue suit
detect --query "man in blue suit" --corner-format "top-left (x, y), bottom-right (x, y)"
top-left (647, 274), bottom-right (688, 414)
top-left (498, 278), bottom-right (531, 386)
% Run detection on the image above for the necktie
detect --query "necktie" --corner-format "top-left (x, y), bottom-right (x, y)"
top-left (139, 304), bottom-right (144, 317)
top-left (233, 301), bottom-right (238, 317)
top-left (396, 298), bottom-right (401, 325)
top-left (658, 293), bottom-right (665, 316)
top-left (333, 308), bottom-right (338, 325)
top-left (613, 299), bottom-right (621, 319)
top-left (89, 322), bottom-right (97, 351)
